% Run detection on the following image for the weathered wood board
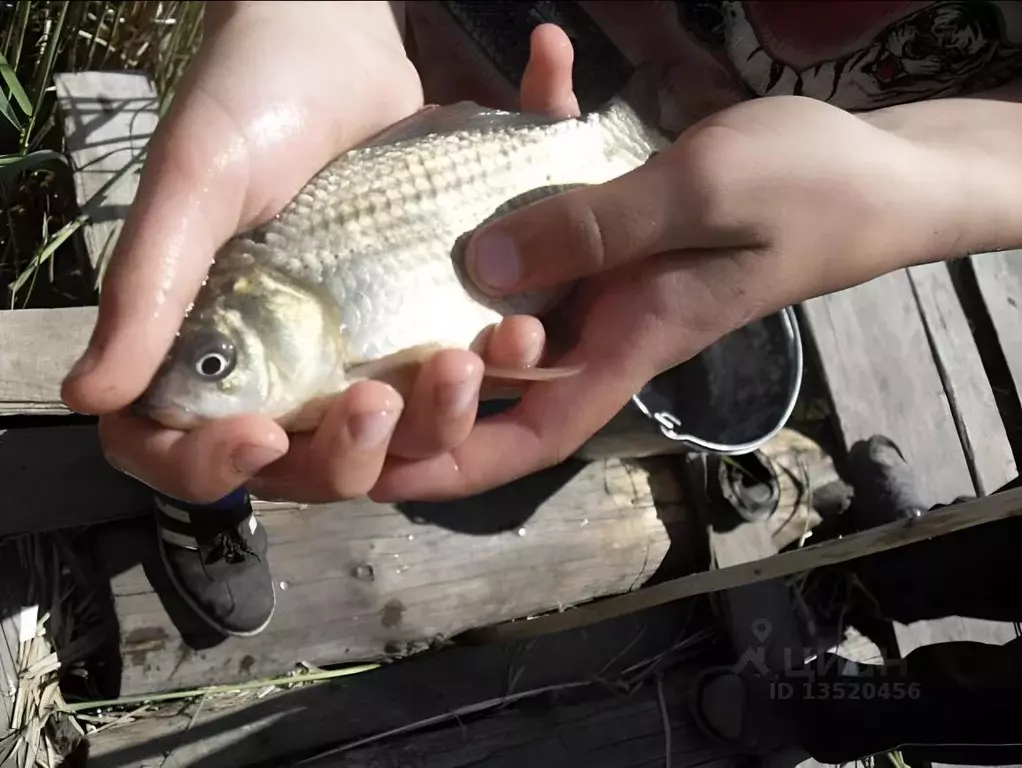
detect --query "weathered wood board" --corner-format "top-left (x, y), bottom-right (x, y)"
top-left (54, 71), bottom-right (158, 281)
top-left (0, 307), bottom-right (92, 416)
top-left (87, 456), bottom-right (686, 697)
top-left (459, 487), bottom-right (1022, 644)
top-left (901, 251), bottom-right (1022, 710)
top-left (801, 270), bottom-right (979, 507)
top-left (86, 602), bottom-right (723, 768)
top-left (801, 265), bottom-right (1020, 737)
top-left (907, 262), bottom-right (1017, 495)
top-left (306, 665), bottom-right (730, 768)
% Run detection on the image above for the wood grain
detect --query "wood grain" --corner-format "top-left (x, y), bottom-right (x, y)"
top-left (308, 665), bottom-right (730, 768)
top-left (801, 271), bottom-right (975, 507)
top-left (54, 71), bottom-right (158, 281)
top-left (907, 262), bottom-right (1016, 495)
top-left (462, 487), bottom-right (1022, 644)
top-left (85, 457), bottom-right (683, 696)
top-left (0, 307), bottom-right (93, 416)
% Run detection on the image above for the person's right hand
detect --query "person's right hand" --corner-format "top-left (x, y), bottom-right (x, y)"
top-left (61, 1), bottom-right (546, 504)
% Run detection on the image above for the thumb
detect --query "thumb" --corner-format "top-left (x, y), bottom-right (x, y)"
top-left (60, 84), bottom-right (250, 415)
top-left (520, 23), bottom-right (580, 119)
top-left (465, 159), bottom-right (684, 295)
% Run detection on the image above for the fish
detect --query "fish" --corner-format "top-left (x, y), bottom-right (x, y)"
top-left (134, 98), bottom-right (670, 432)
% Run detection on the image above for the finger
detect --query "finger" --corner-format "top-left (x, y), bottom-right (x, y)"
top-left (248, 380), bottom-right (402, 504)
top-left (99, 411), bottom-right (288, 504)
top-left (371, 345), bottom-right (647, 503)
top-left (481, 315), bottom-right (546, 367)
top-left (387, 350), bottom-right (484, 461)
top-left (464, 118), bottom-right (766, 297)
top-left (520, 24), bottom-right (580, 119)
top-left (477, 315), bottom-right (547, 399)
top-left (465, 159), bottom-right (689, 296)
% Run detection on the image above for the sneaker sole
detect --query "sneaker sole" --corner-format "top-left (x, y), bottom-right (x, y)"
top-left (155, 523), bottom-right (276, 638)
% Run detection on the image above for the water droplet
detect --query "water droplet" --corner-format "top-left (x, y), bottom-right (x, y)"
top-left (517, 527), bottom-right (527, 537)
top-left (278, 581), bottom-right (289, 591)
top-left (393, 553), bottom-right (400, 559)
top-left (407, 534), bottom-right (414, 541)
top-left (580, 518), bottom-right (589, 527)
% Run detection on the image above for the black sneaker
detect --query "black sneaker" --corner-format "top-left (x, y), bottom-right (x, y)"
top-left (154, 487), bottom-right (275, 637)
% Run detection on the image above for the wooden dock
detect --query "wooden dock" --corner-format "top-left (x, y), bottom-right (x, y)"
top-left (1, 70), bottom-right (1021, 767)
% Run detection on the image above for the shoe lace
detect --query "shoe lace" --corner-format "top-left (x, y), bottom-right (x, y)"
top-left (205, 528), bottom-right (258, 565)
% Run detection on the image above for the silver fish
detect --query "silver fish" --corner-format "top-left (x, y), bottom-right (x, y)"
top-left (135, 99), bottom-right (669, 431)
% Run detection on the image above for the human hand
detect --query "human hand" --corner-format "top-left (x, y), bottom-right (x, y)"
top-left (60, 2), bottom-right (549, 504)
top-left (371, 24), bottom-right (967, 502)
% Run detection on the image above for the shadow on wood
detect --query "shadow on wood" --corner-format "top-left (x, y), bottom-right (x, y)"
top-left (85, 601), bottom-right (727, 768)
top-left (68, 457), bottom-right (687, 698)
top-left (395, 459), bottom-right (586, 534)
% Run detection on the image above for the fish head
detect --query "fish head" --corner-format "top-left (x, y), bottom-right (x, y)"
top-left (135, 256), bottom-right (343, 430)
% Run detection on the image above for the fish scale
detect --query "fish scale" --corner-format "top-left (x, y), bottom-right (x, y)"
top-left (138, 99), bottom-right (669, 430)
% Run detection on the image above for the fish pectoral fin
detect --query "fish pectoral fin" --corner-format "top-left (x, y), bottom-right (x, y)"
top-left (483, 363), bottom-right (585, 381)
top-left (346, 346), bottom-right (585, 397)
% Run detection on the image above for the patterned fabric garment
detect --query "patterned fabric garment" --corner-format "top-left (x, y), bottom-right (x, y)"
top-left (408, 1), bottom-right (1022, 132)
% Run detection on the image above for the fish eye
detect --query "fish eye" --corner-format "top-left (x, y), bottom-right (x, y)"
top-left (190, 333), bottom-right (237, 381)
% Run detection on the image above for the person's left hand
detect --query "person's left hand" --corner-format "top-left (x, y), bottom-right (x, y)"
top-left (369, 24), bottom-right (970, 502)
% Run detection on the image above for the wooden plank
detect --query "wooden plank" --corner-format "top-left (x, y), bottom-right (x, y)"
top-left (86, 602), bottom-right (720, 768)
top-left (0, 307), bottom-right (92, 416)
top-left (907, 262), bottom-right (1016, 495)
top-left (461, 487), bottom-right (1022, 643)
top-left (803, 267), bottom-right (1020, 733)
top-left (86, 456), bottom-right (683, 696)
top-left (54, 71), bottom-right (158, 279)
top-left (971, 249), bottom-right (1022, 417)
top-left (801, 271), bottom-right (975, 507)
top-left (308, 665), bottom-right (731, 768)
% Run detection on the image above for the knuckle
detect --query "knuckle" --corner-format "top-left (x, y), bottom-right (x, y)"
top-left (671, 123), bottom-right (752, 231)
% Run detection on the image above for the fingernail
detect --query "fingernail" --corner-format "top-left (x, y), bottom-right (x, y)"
top-left (231, 444), bottom-right (285, 476)
top-left (349, 409), bottom-right (400, 450)
top-left (436, 368), bottom-right (482, 417)
top-left (471, 229), bottom-right (521, 291)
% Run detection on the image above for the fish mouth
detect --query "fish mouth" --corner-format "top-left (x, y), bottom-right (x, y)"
top-left (130, 394), bottom-right (204, 431)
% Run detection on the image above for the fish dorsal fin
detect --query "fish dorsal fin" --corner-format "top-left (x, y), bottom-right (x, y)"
top-left (357, 102), bottom-right (563, 149)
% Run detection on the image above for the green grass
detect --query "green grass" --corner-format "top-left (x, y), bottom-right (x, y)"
top-left (0, 0), bottom-right (204, 309)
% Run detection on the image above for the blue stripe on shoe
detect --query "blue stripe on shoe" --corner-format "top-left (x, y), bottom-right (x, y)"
top-left (156, 486), bottom-right (251, 513)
